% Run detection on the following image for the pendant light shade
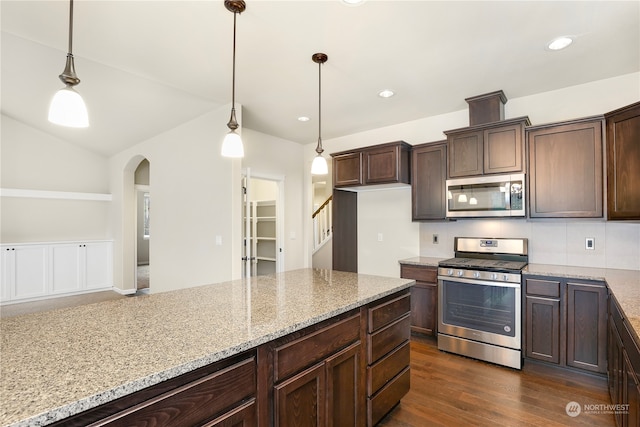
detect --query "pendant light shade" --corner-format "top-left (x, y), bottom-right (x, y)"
top-left (311, 53), bottom-right (328, 175)
top-left (221, 0), bottom-right (246, 158)
top-left (48, 0), bottom-right (89, 128)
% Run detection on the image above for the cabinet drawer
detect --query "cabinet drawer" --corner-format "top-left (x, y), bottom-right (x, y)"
top-left (368, 314), bottom-right (411, 364)
top-left (274, 314), bottom-right (360, 382)
top-left (97, 357), bottom-right (256, 427)
top-left (400, 265), bottom-right (437, 283)
top-left (367, 367), bottom-right (410, 426)
top-left (367, 340), bottom-right (410, 396)
top-left (203, 398), bottom-right (256, 427)
top-left (368, 291), bottom-right (411, 333)
top-left (526, 278), bottom-right (560, 298)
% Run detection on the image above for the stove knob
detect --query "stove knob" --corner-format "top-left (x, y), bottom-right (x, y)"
top-left (457, 270), bottom-right (464, 277)
top-left (503, 274), bottom-right (509, 281)
top-left (491, 273), bottom-right (498, 280)
top-left (447, 269), bottom-right (454, 276)
top-left (473, 271), bottom-right (480, 279)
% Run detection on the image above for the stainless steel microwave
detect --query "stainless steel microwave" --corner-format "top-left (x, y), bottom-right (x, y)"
top-left (446, 173), bottom-right (525, 218)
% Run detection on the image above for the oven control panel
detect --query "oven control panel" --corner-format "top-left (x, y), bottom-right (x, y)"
top-left (438, 267), bottom-right (521, 284)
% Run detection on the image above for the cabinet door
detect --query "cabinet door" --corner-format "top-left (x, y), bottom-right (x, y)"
top-left (411, 143), bottom-right (446, 220)
top-left (625, 351), bottom-right (640, 427)
top-left (566, 282), bottom-right (607, 373)
top-left (363, 144), bottom-right (404, 185)
top-left (275, 362), bottom-right (325, 427)
top-left (609, 316), bottom-right (625, 426)
top-left (528, 118), bottom-right (603, 218)
top-left (11, 245), bottom-right (48, 300)
top-left (606, 102), bottom-right (640, 220)
top-left (448, 130), bottom-right (483, 178)
top-left (410, 282), bottom-right (437, 336)
top-left (1, 247), bottom-right (13, 301)
top-left (325, 342), bottom-right (362, 427)
top-left (333, 152), bottom-right (363, 187)
top-left (484, 122), bottom-right (523, 174)
top-left (50, 243), bottom-right (83, 294)
top-left (84, 242), bottom-right (113, 289)
top-left (525, 296), bottom-right (560, 364)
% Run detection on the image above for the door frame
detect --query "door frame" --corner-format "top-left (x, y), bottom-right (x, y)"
top-left (241, 169), bottom-right (285, 277)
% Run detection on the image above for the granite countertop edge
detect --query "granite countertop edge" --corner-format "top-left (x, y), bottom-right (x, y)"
top-left (3, 271), bottom-right (413, 427)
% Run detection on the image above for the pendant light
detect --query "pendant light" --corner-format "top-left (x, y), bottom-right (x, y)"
top-left (221, 0), bottom-right (246, 158)
top-left (48, 0), bottom-right (89, 128)
top-left (310, 53), bottom-right (328, 175)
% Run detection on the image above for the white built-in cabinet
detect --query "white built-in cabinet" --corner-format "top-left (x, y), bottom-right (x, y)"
top-left (249, 200), bottom-right (277, 276)
top-left (1, 240), bottom-right (113, 304)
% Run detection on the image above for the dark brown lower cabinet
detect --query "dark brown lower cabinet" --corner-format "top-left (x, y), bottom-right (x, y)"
top-left (400, 264), bottom-right (438, 336)
top-left (366, 292), bottom-right (411, 425)
top-left (50, 351), bottom-right (258, 427)
top-left (524, 276), bottom-right (607, 374)
top-left (525, 293), bottom-right (561, 364)
top-left (567, 282), bottom-right (608, 373)
top-left (609, 296), bottom-right (640, 427)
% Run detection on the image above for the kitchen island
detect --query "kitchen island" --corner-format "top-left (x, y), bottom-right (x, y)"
top-left (0, 269), bottom-right (414, 427)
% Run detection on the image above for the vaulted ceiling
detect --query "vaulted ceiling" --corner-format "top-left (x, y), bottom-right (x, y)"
top-left (2, 1), bottom-right (638, 157)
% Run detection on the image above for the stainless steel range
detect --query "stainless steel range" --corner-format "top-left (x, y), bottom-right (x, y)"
top-left (438, 237), bottom-right (528, 369)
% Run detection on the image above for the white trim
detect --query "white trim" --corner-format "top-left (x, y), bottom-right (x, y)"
top-left (113, 287), bottom-right (137, 296)
top-left (0, 188), bottom-right (112, 201)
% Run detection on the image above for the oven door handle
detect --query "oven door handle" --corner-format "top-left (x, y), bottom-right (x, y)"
top-left (438, 276), bottom-right (521, 288)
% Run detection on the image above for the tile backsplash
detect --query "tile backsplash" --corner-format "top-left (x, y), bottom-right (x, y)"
top-left (420, 219), bottom-right (640, 271)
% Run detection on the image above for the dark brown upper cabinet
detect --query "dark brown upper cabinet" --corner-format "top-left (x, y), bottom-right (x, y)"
top-left (444, 117), bottom-right (530, 178)
top-left (411, 141), bottom-right (447, 221)
top-left (527, 116), bottom-right (604, 218)
top-left (605, 101), bottom-right (640, 220)
top-left (332, 151), bottom-right (363, 187)
top-left (331, 141), bottom-right (411, 188)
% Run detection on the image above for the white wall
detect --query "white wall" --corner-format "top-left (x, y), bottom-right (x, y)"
top-left (308, 72), bottom-right (640, 276)
top-left (0, 115), bottom-right (111, 243)
top-left (242, 128), bottom-right (307, 272)
top-left (109, 107), bottom-right (237, 294)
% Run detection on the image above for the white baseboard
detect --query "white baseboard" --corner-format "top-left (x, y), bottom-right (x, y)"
top-left (113, 287), bottom-right (137, 296)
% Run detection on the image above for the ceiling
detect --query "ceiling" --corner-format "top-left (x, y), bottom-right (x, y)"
top-left (1, 1), bottom-right (638, 157)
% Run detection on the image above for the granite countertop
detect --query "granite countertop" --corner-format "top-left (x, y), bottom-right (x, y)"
top-left (524, 264), bottom-right (640, 343)
top-left (398, 256), bottom-right (446, 267)
top-left (0, 269), bottom-right (414, 427)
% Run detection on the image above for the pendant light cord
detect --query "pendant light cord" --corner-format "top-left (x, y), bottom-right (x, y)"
top-left (316, 60), bottom-right (323, 154)
top-left (231, 10), bottom-right (237, 109)
top-left (68, 0), bottom-right (74, 54)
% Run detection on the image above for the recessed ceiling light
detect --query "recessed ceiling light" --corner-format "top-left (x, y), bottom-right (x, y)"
top-left (342, 0), bottom-right (366, 6)
top-left (378, 89), bottom-right (395, 98)
top-left (548, 36), bottom-right (573, 51)
top-left (298, 116), bottom-right (310, 122)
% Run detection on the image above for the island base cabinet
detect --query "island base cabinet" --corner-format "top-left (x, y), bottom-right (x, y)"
top-left (50, 352), bottom-right (257, 427)
top-left (274, 342), bottom-right (361, 427)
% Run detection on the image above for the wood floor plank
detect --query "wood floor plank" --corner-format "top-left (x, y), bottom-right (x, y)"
top-left (378, 336), bottom-right (615, 426)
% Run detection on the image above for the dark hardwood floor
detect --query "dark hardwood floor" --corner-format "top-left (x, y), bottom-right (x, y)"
top-left (379, 336), bottom-right (615, 427)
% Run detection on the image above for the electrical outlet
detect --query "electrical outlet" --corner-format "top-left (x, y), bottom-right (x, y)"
top-left (377, 233), bottom-right (383, 242)
top-left (585, 237), bottom-right (595, 250)
top-left (433, 234), bottom-right (439, 244)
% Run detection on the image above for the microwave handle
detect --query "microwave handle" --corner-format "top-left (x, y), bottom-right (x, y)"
top-left (505, 181), bottom-right (511, 209)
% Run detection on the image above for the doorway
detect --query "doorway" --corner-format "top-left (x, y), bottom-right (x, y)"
top-left (134, 159), bottom-right (150, 292)
top-left (242, 169), bottom-right (284, 278)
